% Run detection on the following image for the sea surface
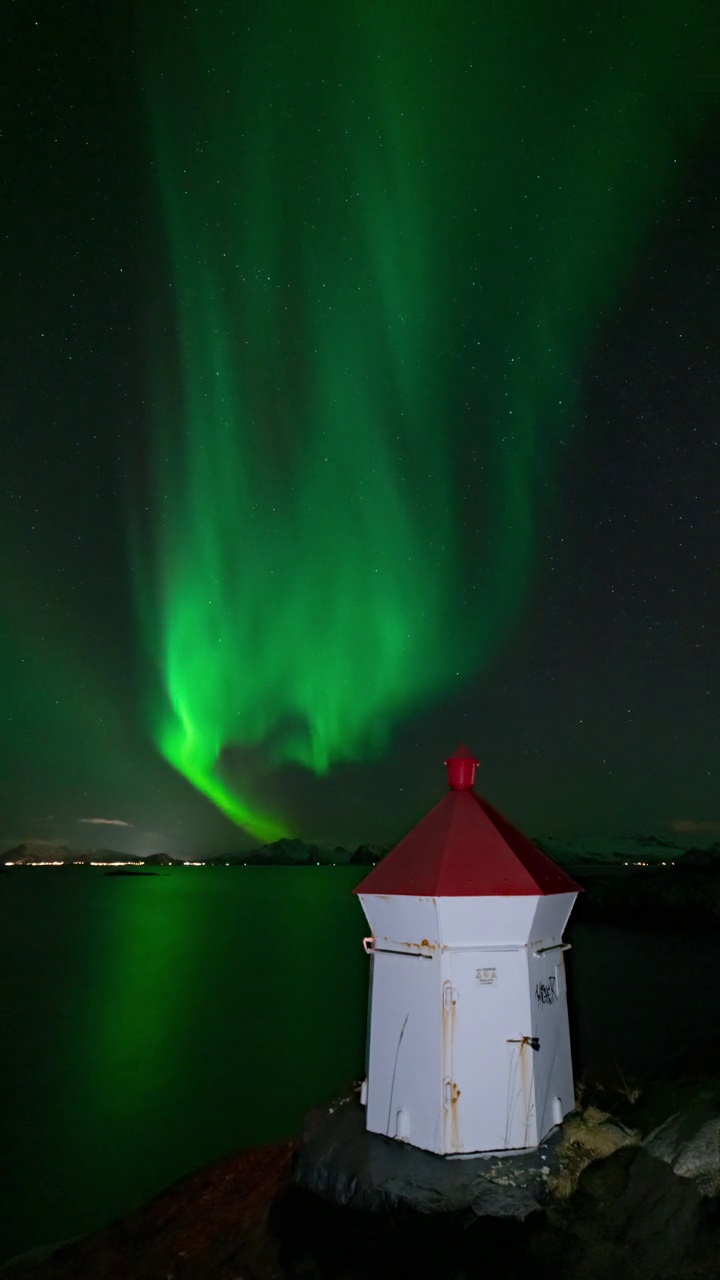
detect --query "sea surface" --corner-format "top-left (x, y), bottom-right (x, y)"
top-left (1, 867), bottom-right (718, 1262)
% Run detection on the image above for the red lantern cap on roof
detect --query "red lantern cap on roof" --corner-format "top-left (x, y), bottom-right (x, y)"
top-left (445, 743), bottom-right (479, 791)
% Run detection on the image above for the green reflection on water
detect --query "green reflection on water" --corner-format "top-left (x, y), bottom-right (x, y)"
top-left (0, 868), bottom-right (368, 1262)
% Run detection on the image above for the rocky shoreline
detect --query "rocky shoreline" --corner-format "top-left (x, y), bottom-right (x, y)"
top-left (4, 1077), bottom-right (719, 1280)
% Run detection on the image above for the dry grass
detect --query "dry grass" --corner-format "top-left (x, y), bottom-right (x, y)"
top-left (614, 1063), bottom-right (643, 1105)
top-left (549, 1104), bottom-right (640, 1200)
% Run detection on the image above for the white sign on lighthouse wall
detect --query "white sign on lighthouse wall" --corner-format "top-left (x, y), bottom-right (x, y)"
top-left (354, 746), bottom-right (582, 1156)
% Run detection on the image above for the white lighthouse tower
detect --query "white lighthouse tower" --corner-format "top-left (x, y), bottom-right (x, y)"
top-left (354, 745), bottom-right (582, 1156)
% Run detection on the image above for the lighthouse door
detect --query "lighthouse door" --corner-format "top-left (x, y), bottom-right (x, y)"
top-left (446, 948), bottom-right (534, 1153)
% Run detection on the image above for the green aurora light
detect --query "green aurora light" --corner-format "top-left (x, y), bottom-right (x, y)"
top-left (140, 2), bottom-right (710, 841)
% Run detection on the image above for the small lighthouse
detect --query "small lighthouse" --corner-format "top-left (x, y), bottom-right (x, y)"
top-left (354, 745), bottom-right (582, 1156)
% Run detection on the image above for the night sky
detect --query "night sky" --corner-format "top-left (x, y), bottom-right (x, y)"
top-left (2, 1), bottom-right (718, 857)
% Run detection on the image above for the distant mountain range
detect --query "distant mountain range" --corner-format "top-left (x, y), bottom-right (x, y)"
top-left (1, 843), bottom-right (182, 867)
top-left (534, 836), bottom-right (720, 871)
top-left (0, 839), bottom-right (387, 867)
top-left (202, 838), bottom-right (388, 867)
top-left (3, 835), bottom-right (719, 870)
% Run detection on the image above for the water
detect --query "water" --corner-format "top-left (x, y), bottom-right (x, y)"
top-left (1, 869), bottom-right (717, 1262)
top-left (566, 916), bottom-right (720, 1077)
top-left (0, 868), bottom-right (368, 1262)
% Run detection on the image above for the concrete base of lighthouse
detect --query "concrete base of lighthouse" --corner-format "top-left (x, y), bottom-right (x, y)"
top-left (293, 1093), bottom-right (565, 1221)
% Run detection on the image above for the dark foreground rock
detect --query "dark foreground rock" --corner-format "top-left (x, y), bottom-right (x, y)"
top-left (294, 1093), bottom-right (565, 1218)
top-left (1, 1143), bottom-right (294, 1280)
top-left (3, 1097), bottom-right (720, 1280)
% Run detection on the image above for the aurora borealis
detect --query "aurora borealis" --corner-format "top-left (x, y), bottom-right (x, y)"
top-left (139, 2), bottom-right (714, 841)
top-left (1, 1), bottom-right (718, 853)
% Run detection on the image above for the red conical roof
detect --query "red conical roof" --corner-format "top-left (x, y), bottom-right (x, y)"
top-left (354, 747), bottom-right (582, 898)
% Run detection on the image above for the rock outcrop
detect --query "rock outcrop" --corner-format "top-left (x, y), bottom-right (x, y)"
top-left (644, 1100), bottom-right (720, 1196)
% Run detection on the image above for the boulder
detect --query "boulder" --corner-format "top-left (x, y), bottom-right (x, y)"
top-left (293, 1093), bottom-right (564, 1220)
top-left (548, 1104), bottom-right (639, 1199)
top-left (644, 1102), bottom-right (720, 1196)
top-left (552, 1145), bottom-right (714, 1276)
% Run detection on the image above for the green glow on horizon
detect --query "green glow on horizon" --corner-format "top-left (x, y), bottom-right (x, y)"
top-left (141, 2), bottom-right (708, 840)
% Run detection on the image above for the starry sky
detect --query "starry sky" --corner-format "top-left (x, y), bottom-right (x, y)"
top-left (2, 1), bottom-right (718, 857)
